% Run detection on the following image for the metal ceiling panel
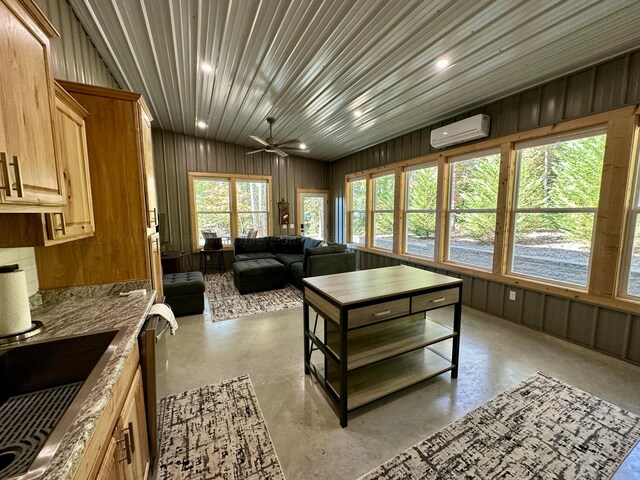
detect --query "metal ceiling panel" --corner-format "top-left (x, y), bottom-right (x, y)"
top-left (68, 0), bottom-right (640, 161)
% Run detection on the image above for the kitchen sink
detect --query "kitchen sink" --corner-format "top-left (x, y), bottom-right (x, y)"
top-left (0, 329), bottom-right (126, 480)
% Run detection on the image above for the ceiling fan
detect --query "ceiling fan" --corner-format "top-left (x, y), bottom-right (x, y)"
top-left (248, 117), bottom-right (309, 158)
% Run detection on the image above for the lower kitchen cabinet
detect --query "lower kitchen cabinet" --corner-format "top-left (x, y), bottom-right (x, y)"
top-left (74, 344), bottom-right (150, 480)
top-left (120, 368), bottom-right (150, 480)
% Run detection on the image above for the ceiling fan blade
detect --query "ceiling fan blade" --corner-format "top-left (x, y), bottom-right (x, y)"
top-left (247, 149), bottom-right (265, 155)
top-left (281, 147), bottom-right (310, 153)
top-left (277, 138), bottom-right (302, 147)
top-left (249, 135), bottom-right (270, 147)
top-left (273, 148), bottom-right (288, 157)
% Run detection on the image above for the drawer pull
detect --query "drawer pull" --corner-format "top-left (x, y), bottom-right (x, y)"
top-left (117, 433), bottom-right (132, 464)
top-left (54, 212), bottom-right (67, 235)
top-left (432, 297), bottom-right (446, 303)
top-left (374, 310), bottom-right (391, 317)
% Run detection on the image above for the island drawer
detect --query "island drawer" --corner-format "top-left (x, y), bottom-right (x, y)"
top-left (412, 288), bottom-right (459, 312)
top-left (348, 298), bottom-right (410, 328)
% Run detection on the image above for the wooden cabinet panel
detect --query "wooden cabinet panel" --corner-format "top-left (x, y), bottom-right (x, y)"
top-left (121, 368), bottom-right (150, 480)
top-left (140, 106), bottom-right (157, 235)
top-left (46, 83), bottom-right (94, 241)
top-left (149, 233), bottom-right (164, 298)
top-left (35, 81), bottom-right (154, 289)
top-left (0, 0), bottom-right (64, 207)
top-left (95, 432), bottom-right (125, 480)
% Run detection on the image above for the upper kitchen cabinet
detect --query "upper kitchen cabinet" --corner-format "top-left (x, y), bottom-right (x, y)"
top-left (0, 82), bottom-right (95, 246)
top-left (0, 0), bottom-right (65, 209)
top-left (35, 81), bottom-right (161, 289)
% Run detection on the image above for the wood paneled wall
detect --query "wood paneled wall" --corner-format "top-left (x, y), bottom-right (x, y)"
top-left (330, 49), bottom-right (640, 242)
top-left (152, 130), bottom-right (331, 253)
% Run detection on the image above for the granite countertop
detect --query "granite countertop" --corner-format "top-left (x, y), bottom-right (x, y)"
top-left (20, 281), bottom-right (156, 480)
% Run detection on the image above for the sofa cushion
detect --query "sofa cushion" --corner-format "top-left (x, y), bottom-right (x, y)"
top-left (235, 252), bottom-right (277, 262)
top-left (234, 237), bottom-right (270, 255)
top-left (290, 261), bottom-right (304, 277)
top-left (274, 253), bottom-right (304, 268)
top-left (303, 244), bottom-right (347, 271)
top-left (163, 272), bottom-right (206, 296)
top-left (233, 258), bottom-right (285, 279)
top-left (302, 236), bottom-right (322, 252)
top-left (276, 236), bottom-right (304, 254)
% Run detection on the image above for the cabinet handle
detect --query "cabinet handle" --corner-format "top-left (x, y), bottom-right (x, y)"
top-left (127, 422), bottom-right (136, 454)
top-left (54, 212), bottom-right (67, 235)
top-left (10, 155), bottom-right (24, 197)
top-left (116, 434), bottom-right (132, 464)
top-left (150, 207), bottom-right (157, 225)
top-left (0, 153), bottom-right (11, 196)
top-left (432, 297), bottom-right (446, 303)
top-left (374, 309), bottom-right (391, 317)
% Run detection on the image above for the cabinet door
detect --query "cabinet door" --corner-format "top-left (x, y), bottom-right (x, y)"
top-left (95, 430), bottom-right (125, 480)
top-left (0, 0), bottom-right (64, 206)
top-left (140, 107), bottom-right (158, 235)
top-left (45, 83), bottom-right (95, 241)
top-left (121, 367), bottom-right (150, 480)
top-left (149, 233), bottom-right (164, 298)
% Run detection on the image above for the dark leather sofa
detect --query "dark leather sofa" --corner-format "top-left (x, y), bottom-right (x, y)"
top-left (233, 236), bottom-right (356, 290)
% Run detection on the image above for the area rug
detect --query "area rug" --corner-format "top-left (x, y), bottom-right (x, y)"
top-left (157, 374), bottom-right (284, 480)
top-left (205, 272), bottom-right (302, 321)
top-left (359, 372), bottom-right (640, 480)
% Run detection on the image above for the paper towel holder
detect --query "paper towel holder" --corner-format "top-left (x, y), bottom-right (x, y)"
top-left (0, 263), bottom-right (44, 345)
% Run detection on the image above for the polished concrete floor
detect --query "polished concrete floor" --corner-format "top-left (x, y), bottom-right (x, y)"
top-left (157, 301), bottom-right (640, 479)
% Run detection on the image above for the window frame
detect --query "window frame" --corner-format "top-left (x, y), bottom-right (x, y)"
top-left (188, 172), bottom-right (272, 252)
top-left (347, 176), bottom-right (368, 246)
top-left (506, 127), bottom-right (606, 289)
top-left (445, 148), bottom-right (501, 271)
top-left (371, 170), bottom-right (396, 251)
top-left (619, 139), bottom-right (640, 299)
top-left (235, 178), bottom-right (270, 238)
top-left (403, 161), bottom-right (439, 260)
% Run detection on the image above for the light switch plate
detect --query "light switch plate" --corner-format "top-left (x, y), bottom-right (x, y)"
top-left (509, 290), bottom-right (516, 301)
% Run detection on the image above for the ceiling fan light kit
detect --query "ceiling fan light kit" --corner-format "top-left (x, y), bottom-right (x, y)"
top-left (247, 117), bottom-right (309, 158)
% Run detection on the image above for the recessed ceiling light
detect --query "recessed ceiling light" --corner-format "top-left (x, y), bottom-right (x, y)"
top-left (353, 109), bottom-right (363, 118)
top-left (443, 132), bottom-right (448, 135)
top-left (201, 63), bottom-right (214, 73)
top-left (196, 120), bottom-right (207, 129)
top-left (299, 143), bottom-right (307, 149)
top-left (436, 59), bottom-right (450, 70)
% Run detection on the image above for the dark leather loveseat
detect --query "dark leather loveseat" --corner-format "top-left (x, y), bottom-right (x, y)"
top-left (233, 236), bottom-right (356, 291)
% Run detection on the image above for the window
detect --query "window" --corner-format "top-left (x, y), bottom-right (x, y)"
top-left (509, 130), bottom-right (605, 287)
top-left (405, 163), bottom-right (438, 259)
top-left (349, 178), bottom-right (366, 245)
top-left (447, 150), bottom-right (500, 269)
top-left (192, 177), bottom-right (231, 246)
top-left (621, 140), bottom-right (640, 297)
top-left (236, 179), bottom-right (269, 237)
top-left (189, 173), bottom-right (271, 251)
top-left (372, 173), bottom-right (395, 250)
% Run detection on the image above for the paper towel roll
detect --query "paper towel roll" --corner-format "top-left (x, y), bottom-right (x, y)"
top-left (0, 268), bottom-right (32, 336)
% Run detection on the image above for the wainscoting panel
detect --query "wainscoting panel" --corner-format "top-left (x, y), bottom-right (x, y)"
top-left (354, 249), bottom-right (639, 366)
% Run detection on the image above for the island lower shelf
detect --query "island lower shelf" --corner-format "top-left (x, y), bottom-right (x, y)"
top-left (327, 347), bottom-right (454, 410)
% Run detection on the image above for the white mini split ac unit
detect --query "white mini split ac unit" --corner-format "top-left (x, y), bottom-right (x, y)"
top-left (430, 114), bottom-right (490, 149)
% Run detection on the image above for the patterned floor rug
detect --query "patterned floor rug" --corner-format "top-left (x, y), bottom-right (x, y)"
top-left (205, 272), bottom-right (302, 321)
top-left (157, 375), bottom-right (284, 480)
top-left (359, 372), bottom-right (640, 480)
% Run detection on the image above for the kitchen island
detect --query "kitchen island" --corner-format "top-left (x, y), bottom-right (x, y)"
top-left (13, 281), bottom-right (156, 480)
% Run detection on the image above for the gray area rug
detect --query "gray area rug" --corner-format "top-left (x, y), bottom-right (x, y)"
top-left (205, 273), bottom-right (302, 321)
top-left (157, 374), bottom-right (284, 480)
top-left (360, 372), bottom-right (640, 480)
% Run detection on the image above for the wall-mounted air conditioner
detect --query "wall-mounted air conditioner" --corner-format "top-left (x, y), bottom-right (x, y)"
top-left (430, 114), bottom-right (490, 149)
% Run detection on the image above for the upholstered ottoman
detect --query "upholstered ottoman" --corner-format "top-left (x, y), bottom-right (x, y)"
top-left (233, 259), bottom-right (286, 294)
top-left (163, 272), bottom-right (205, 316)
